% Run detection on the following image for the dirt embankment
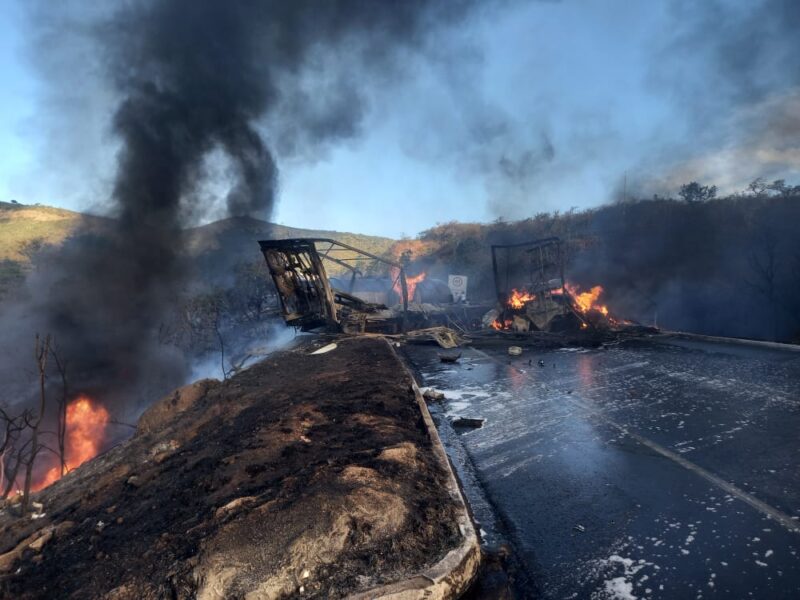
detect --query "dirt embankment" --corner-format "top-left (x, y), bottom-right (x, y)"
top-left (0, 337), bottom-right (466, 599)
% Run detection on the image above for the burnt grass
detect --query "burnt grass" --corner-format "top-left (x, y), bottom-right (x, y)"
top-left (0, 337), bottom-right (462, 599)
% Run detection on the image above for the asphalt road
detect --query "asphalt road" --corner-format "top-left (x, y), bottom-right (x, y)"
top-left (403, 335), bottom-right (800, 599)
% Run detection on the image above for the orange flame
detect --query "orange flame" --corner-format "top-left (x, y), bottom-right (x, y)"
top-left (564, 283), bottom-right (609, 316)
top-left (490, 282), bottom-right (622, 331)
top-left (390, 267), bottom-right (426, 303)
top-left (32, 395), bottom-right (109, 491)
top-left (554, 282), bottom-right (622, 325)
top-left (490, 318), bottom-right (513, 330)
top-left (507, 288), bottom-right (536, 309)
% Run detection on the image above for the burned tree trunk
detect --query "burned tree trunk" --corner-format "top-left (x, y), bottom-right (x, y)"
top-left (51, 344), bottom-right (69, 477)
top-left (0, 408), bottom-right (25, 497)
top-left (747, 233), bottom-right (781, 341)
top-left (21, 334), bottom-right (50, 514)
top-left (2, 439), bottom-right (29, 500)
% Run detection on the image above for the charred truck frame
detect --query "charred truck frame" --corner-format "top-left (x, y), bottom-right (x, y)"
top-left (490, 237), bottom-right (587, 332)
top-left (260, 235), bottom-right (626, 337)
top-left (259, 238), bottom-right (412, 334)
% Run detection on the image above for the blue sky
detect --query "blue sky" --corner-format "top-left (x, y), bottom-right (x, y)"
top-left (0, 0), bottom-right (37, 191)
top-left (1, 0), bottom-right (797, 237)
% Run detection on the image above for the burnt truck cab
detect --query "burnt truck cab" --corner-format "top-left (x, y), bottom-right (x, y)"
top-left (259, 238), bottom-right (410, 333)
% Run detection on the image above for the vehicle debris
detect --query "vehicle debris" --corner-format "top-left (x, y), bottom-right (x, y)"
top-left (423, 389), bottom-right (446, 401)
top-left (452, 417), bottom-right (485, 429)
top-left (402, 326), bottom-right (467, 348)
top-left (439, 351), bottom-right (462, 363)
top-left (488, 237), bottom-right (575, 333)
top-left (485, 236), bottom-right (655, 337)
top-left (310, 342), bottom-right (338, 355)
top-left (260, 238), bottom-right (488, 335)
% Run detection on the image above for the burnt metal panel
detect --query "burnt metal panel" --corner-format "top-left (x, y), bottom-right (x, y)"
top-left (490, 236), bottom-right (565, 300)
top-left (259, 238), bottom-right (410, 332)
top-left (490, 237), bottom-right (574, 330)
top-left (259, 239), bottom-right (339, 330)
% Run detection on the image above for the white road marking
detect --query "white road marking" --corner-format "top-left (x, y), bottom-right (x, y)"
top-left (471, 347), bottom-right (800, 536)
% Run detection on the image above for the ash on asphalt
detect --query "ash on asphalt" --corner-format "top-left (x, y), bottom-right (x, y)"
top-left (403, 336), bottom-right (800, 600)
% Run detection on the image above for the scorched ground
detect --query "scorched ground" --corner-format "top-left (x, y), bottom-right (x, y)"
top-left (0, 338), bottom-right (463, 599)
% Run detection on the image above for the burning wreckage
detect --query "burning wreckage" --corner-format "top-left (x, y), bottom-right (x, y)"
top-left (259, 238), bottom-right (480, 335)
top-left (259, 236), bottom-right (654, 343)
top-left (483, 237), bottom-right (639, 334)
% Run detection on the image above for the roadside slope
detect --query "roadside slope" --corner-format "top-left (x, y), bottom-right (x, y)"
top-left (0, 337), bottom-right (475, 599)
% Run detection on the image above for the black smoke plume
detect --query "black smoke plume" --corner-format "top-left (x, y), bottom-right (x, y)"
top-left (1, 1), bottom-right (477, 418)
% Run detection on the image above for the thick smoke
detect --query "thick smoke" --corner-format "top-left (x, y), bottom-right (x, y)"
top-left (568, 195), bottom-right (800, 341)
top-left (659, 0), bottom-right (800, 108)
top-left (595, 0), bottom-right (800, 338)
top-left (642, 0), bottom-right (800, 194)
top-left (1, 1), bottom-right (477, 418)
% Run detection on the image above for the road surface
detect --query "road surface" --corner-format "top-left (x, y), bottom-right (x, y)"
top-left (403, 335), bottom-right (800, 599)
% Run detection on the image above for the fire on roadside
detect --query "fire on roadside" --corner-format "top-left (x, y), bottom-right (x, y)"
top-left (492, 281), bottom-right (620, 330)
top-left (490, 317), bottom-right (513, 330)
top-left (32, 395), bottom-right (110, 491)
top-left (390, 267), bottom-right (426, 303)
top-left (553, 283), bottom-right (611, 318)
top-left (507, 288), bottom-right (536, 309)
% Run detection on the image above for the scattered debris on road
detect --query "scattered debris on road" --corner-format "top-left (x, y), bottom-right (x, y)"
top-left (452, 417), bottom-right (485, 430)
top-left (310, 342), bottom-right (338, 355)
top-left (423, 388), bottom-right (446, 401)
top-left (439, 351), bottom-right (462, 363)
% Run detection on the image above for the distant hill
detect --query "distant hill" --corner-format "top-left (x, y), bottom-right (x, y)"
top-left (0, 201), bottom-right (396, 297)
top-left (0, 201), bottom-right (92, 297)
top-left (0, 201), bottom-right (89, 261)
top-left (184, 216), bottom-right (396, 281)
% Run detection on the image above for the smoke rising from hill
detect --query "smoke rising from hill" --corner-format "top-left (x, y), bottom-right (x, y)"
top-left (1, 1), bottom-right (479, 414)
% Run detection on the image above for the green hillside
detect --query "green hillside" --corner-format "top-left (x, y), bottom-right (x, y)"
top-left (0, 201), bottom-right (396, 297)
top-left (0, 201), bottom-right (85, 261)
top-left (0, 201), bottom-right (88, 297)
top-left (184, 216), bottom-right (396, 279)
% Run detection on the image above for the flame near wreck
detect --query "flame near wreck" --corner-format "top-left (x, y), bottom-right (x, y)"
top-left (558, 284), bottom-right (609, 317)
top-left (390, 266), bottom-right (427, 304)
top-left (507, 289), bottom-right (536, 310)
top-left (31, 396), bottom-right (110, 492)
top-left (490, 282), bottom-right (624, 331)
